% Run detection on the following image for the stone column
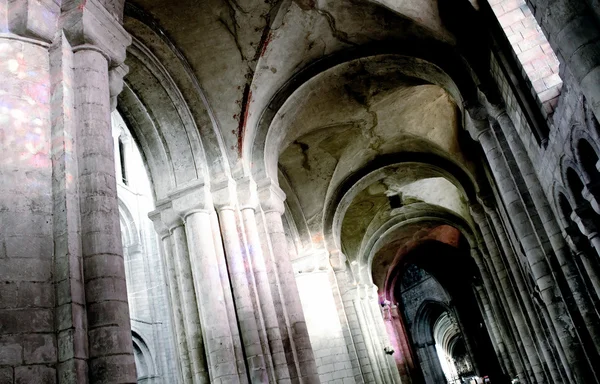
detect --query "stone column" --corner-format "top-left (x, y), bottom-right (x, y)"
top-left (59, 0), bottom-right (136, 381)
top-left (213, 180), bottom-right (271, 383)
top-left (473, 283), bottom-right (514, 378)
top-left (490, 106), bottom-right (600, 357)
top-left (171, 223), bottom-right (210, 384)
top-left (483, 199), bottom-right (573, 383)
top-left (356, 286), bottom-right (385, 384)
top-left (416, 340), bottom-right (446, 384)
top-left (0, 2), bottom-right (64, 382)
top-left (335, 264), bottom-right (373, 383)
top-left (468, 109), bottom-right (591, 382)
top-left (149, 213), bottom-right (192, 384)
top-left (471, 203), bottom-right (560, 383)
top-left (564, 224), bottom-right (600, 302)
top-left (469, 247), bottom-right (531, 383)
top-left (238, 178), bottom-right (292, 382)
top-left (257, 179), bottom-right (320, 383)
top-left (171, 183), bottom-right (244, 383)
top-left (367, 285), bottom-right (401, 383)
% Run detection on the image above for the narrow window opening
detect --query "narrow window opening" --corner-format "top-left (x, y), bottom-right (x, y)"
top-left (491, 0), bottom-right (562, 115)
top-left (119, 136), bottom-right (128, 185)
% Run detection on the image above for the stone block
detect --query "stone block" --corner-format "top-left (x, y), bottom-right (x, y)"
top-left (84, 276), bottom-right (128, 304)
top-left (87, 301), bottom-right (131, 328)
top-left (0, 367), bottom-right (12, 384)
top-left (88, 355), bottom-right (137, 384)
top-left (0, 283), bottom-right (18, 308)
top-left (23, 334), bottom-right (57, 364)
top-left (0, 258), bottom-right (52, 282)
top-left (87, 327), bottom-right (134, 358)
top-left (5, 235), bottom-right (52, 259)
top-left (16, 282), bottom-right (54, 308)
top-left (15, 365), bottom-right (56, 384)
top-left (0, 335), bottom-right (22, 365)
top-left (0, 309), bottom-right (53, 333)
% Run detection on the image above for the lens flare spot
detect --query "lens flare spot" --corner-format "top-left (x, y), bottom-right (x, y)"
top-left (7, 59), bottom-right (18, 72)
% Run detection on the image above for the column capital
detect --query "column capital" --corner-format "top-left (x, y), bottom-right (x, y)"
top-left (465, 103), bottom-right (491, 141)
top-left (1, 0), bottom-right (60, 44)
top-left (469, 201), bottom-right (486, 222)
top-left (563, 225), bottom-right (588, 253)
top-left (571, 205), bottom-right (599, 240)
top-left (168, 180), bottom-right (213, 218)
top-left (328, 248), bottom-right (347, 272)
top-left (484, 101), bottom-right (508, 121)
top-left (476, 194), bottom-right (497, 213)
top-left (583, 182), bottom-right (600, 215)
top-left (109, 63), bottom-right (128, 110)
top-left (211, 177), bottom-right (237, 211)
top-left (60, 0), bottom-right (131, 67)
top-left (236, 176), bottom-right (259, 211)
top-left (257, 177), bottom-right (286, 214)
top-left (148, 200), bottom-right (184, 238)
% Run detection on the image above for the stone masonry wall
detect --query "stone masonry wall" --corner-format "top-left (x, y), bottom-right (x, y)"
top-left (490, 0), bottom-right (562, 114)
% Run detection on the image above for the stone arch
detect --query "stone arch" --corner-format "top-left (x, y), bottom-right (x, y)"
top-left (248, 49), bottom-right (479, 186)
top-left (552, 183), bottom-right (578, 229)
top-left (118, 198), bottom-right (139, 248)
top-left (364, 204), bottom-right (477, 274)
top-left (131, 330), bottom-right (156, 381)
top-left (117, 5), bottom-right (232, 201)
top-left (324, 153), bottom-right (478, 252)
top-left (413, 300), bottom-right (452, 346)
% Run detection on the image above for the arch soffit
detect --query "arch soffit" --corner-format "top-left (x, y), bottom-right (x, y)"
top-left (248, 45), bottom-right (479, 183)
top-left (560, 155), bottom-right (588, 205)
top-left (551, 181), bottom-right (577, 229)
top-left (362, 204), bottom-right (477, 284)
top-left (570, 126), bottom-right (600, 179)
top-left (413, 299), bottom-right (452, 345)
top-left (326, 153), bottom-right (478, 251)
top-left (118, 198), bottom-right (138, 247)
top-left (118, 5), bottom-right (231, 201)
top-left (131, 330), bottom-right (156, 377)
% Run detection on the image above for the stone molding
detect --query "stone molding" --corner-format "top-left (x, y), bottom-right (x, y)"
top-left (60, 0), bottom-right (131, 66)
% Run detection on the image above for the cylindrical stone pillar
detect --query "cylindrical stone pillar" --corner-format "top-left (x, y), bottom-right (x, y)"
top-left (240, 203), bottom-right (292, 382)
top-left (184, 209), bottom-right (242, 383)
top-left (73, 47), bottom-right (136, 383)
top-left (216, 206), bottom-right (270, 383)
top-left (485, 202), bottom-right (573, 383)
top-left (472, 204), bottom-right (560, 383)
top-left (260, 203), bottom-right (320, 383)
top-left (171, 224), bottom-right (210, 384)
top-left (159, 233), bottom-right (192, 383)
top-left (491, 108), bottom-right (600, 374)
top-left (469, 247), bottom-right (531, 383)
top-left (469, 112), bottom-right (591, 382)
